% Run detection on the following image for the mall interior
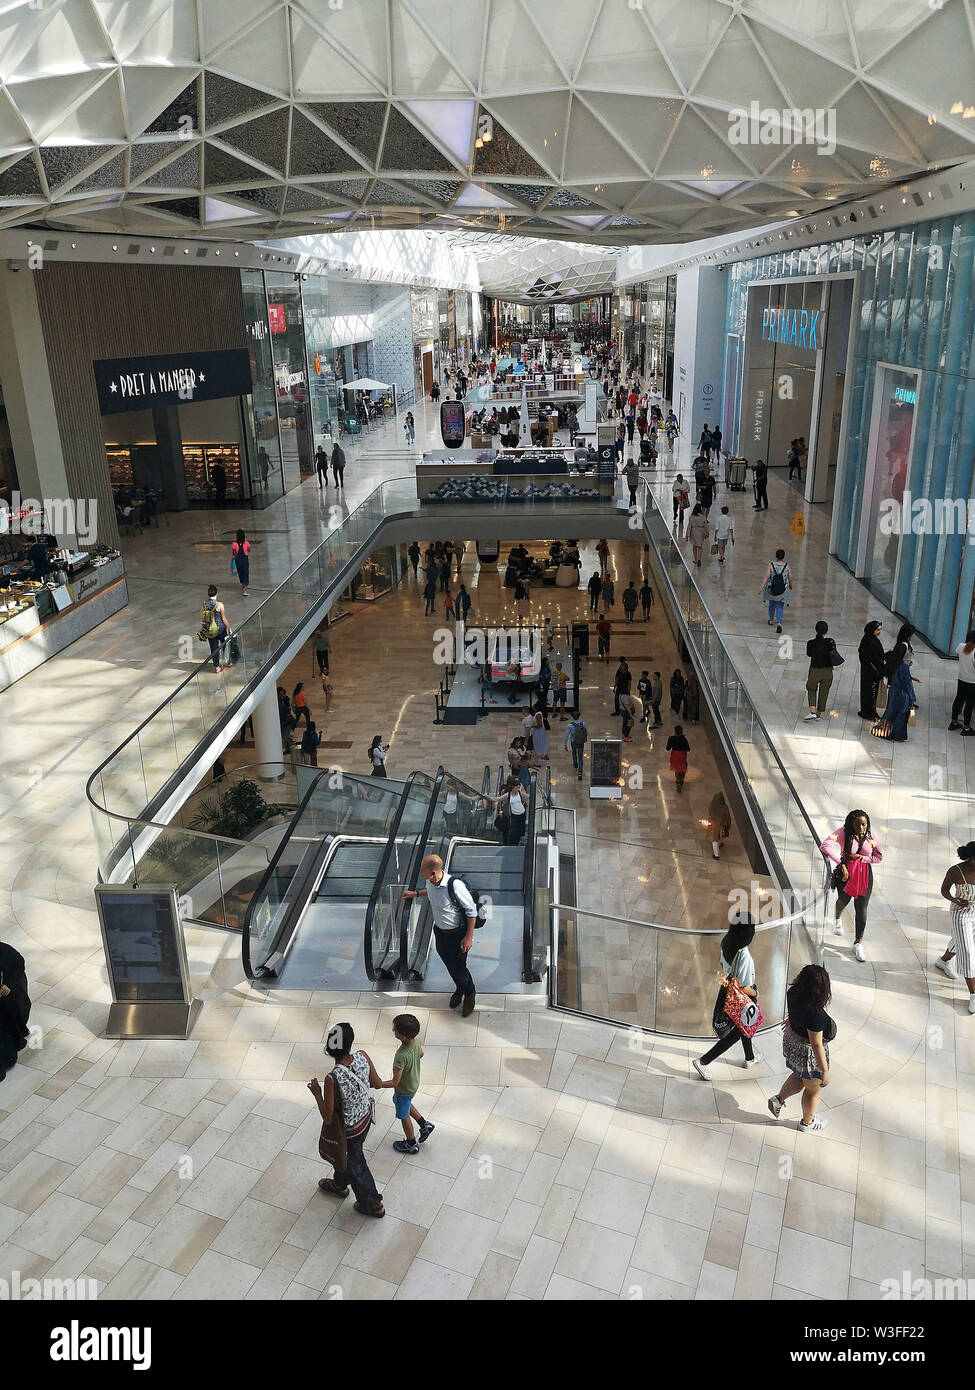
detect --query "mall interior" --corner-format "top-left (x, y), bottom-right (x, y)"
top-left (1, 0), bottom-right (975, 1314)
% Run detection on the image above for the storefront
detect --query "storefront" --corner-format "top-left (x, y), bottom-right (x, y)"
top-left (724, 212), bottom-right (975, 653)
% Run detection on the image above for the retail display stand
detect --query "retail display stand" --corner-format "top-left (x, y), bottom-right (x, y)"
top-left (589, 738), bottom-right (623, 800)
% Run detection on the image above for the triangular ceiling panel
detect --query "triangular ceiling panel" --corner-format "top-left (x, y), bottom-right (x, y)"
top-left (390, 2), bottom-right (470, 96)
top-left (655, 106), bottom-right (758, 180)
top-left (201, 0), bottom-right (279, 55)
top-left (695, 17), bottom-right (786, 112)
top-left (576, 1), bottom-right (680, 92)
top-left (745, 0), bottom-right (856, 65)
top-left (210, 8), bottom-right (291, 97)
top-left (44, 73), bottom-right (128, 144)
top-left (580, 93), bottom-right (682, 169)
top-left (125, 0), bottom-right (199, 63)
top-left (71, 152), bottom-right (128, 193)
top-left (486, 94), bottom-right (570, 179)
top-left (749, 21), bottom-right (853, 111)
top-left (5, 70), bottom-right (109, 143)
top-left (401, 100), bottom-right (475, 166)
top-left (141, 196), bottom-right (202, 221)
top-left (205, 72), bottom-right (279, 130)
top-left (520, 0), bottom-right (601, 79)
top-left (480, 0), bottom-right (566, 93)
top-left (303, 103), bottom-right (382, 166)
top-left (869, 0), bottom-right (975, 118)
top-left (290, 14), bottom-right (381, 99)
top-left (145, 79), bottom-right (200, 135)
top-left (289, 110), bottom-right (365, 177)
top-left (13, 0), bottom-right (115, 77)
top-left (39, 144), bottom-right (117, 193)
top-left (562, 98), bottom-right (647, 181)
top-left (0, 155), bottom-right (44, 198)
top-left (140, 147), bottom-right (201, 189)
top-left (121, 67), bottom-right (201, 139)
top-left (218, 107), bottom-right (291, 175)
top-left (299, 0), bottom-right (390, 91)
top-left (205, 142), bottom-right (272, 185)
top-left (380, 106), bottom-right (455, 172)
top-left (397, 0), bottom-right (484, 88)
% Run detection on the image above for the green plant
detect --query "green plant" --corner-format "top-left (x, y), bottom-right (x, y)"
top-left (216, 778), bottom-right (269, 837)
top-left (187, 796), bottom-right (222, 832)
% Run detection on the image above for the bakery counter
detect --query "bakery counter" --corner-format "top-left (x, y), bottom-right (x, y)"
top-left (0, 556), bottom-right (128, 691)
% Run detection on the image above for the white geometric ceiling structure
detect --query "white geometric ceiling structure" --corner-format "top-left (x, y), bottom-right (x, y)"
top-left (1, 0), bottom-right (974, 244)
top-left (436, 231), bottom-right (621, 303)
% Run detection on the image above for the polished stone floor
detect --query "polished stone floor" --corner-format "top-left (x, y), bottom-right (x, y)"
top-left (0, 398), bottom-right (970, 1300)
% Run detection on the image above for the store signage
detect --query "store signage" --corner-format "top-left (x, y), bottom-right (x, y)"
top-left (893, 386), bottom-right (917, 405)
top-left (94, 349), bottom-right (252, 416)
top-left (268, 303), bottom-right (286, 334)
top-left (440, 401), bottom-right (466, 448)
top-left (760, 305), bottom-right (820, 349)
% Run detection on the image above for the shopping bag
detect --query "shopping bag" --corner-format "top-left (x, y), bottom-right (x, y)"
top-left (723, 977), bottom-right (764, 1037)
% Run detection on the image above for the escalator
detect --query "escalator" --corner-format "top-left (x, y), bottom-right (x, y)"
top-left (243, 761), bottom-right (553, 995)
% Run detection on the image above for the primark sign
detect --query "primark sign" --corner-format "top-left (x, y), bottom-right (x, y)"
top-left (760, 305), bottom-right (820, 350)
top-left (93, 348), bottom-right (252, 416)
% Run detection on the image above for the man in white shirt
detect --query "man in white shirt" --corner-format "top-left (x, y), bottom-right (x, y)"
top-left (403, 854), bottom-right (477, 1015)
top-left (712, 506), bottom-right (735, 563)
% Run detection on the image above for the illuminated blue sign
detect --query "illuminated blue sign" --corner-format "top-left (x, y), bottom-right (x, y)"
top-left (892, 386), bottom-right (916, 405)
top-left (760, 306), bottom-right (819, 349)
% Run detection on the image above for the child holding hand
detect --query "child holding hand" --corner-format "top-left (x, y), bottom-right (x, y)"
top-left (377, 1014), bottom-right (434, 1154)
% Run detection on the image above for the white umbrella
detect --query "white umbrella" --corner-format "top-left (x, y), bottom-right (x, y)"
top-left (342, 377), bottom-right (398, 418)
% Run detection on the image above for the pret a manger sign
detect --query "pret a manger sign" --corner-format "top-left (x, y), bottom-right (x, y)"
top-left (93, 348), bottom-right (252, 415)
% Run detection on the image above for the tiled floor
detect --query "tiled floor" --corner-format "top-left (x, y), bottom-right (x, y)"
top-left (0, 398), bottom-right (970, 1299)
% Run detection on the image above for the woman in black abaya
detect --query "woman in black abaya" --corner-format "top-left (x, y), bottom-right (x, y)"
top-left (0, 940), bottom-right (31, 1079)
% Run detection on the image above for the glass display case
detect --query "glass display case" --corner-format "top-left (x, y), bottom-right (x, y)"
top-left (182, 444), bottom-right (241, 502)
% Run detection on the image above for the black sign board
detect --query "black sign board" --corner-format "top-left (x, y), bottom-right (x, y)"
top-left (95, 885), bottom-right (190, 1003)
top-left (590, 737), bottom-right (622, 787)
top-left (597, 444), bottom-right (616, 486)
top-left (93, 348), bottom-right (253, 415)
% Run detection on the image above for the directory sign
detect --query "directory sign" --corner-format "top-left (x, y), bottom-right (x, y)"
top-left (95, 885), bottom-right (190, 1004)
top-left (440, 401), bottom-right (466, 448)
top-left (590, 738), bottom-right (622, 788)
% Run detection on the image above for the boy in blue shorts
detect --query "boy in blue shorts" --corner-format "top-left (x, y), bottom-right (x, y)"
top-left (378, 1014), bottom-right (434, 1155)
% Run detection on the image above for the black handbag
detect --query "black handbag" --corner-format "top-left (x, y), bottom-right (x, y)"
top-left (828, 647), bottom-right (845, 666)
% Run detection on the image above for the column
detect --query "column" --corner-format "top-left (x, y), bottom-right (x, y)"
top-left (0, 264), bottom-right (78, 546)
top-left (151, 405), bottom-right (189, 511)
top-left (253, 684), bottom-right (285, 782)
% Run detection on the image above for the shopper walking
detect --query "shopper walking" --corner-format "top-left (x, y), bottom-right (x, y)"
top-left (552, 662), bottom-right (569, 719)
top-left (612, 657), bottom-right (631, 715)
top-left (456, 584), bottom-right (471, 622)
top-left (200, 585), bottom-right (231, 673)
top-left (639, 579), bottom-right (654, 621)
top-left (315, 627), bottom-right (330, 676)
top-left (857, 620), bottom-right (886, 720)
top-left (693, 915), bottom-right (761, 1078)
top-left (768, 965), bottom-right (835, 1132)
top-left (623, 458), bottom-right (640, 507)
top-left (300, 721), bottom-right (322, 767)
top-left (935, 842), bottom-right (975, 1011)
top-left (292, 682), bottom-right (311, 728)
top-left (423, 574), bottom-right (437, 616)
top-left (673, 475), bottom-right (690, 531)
top-left (752, 458), bottom-right (769, 510)
top-left (309, 1022), bottom-right (384, 1216)
top-left (587, 570), bottom-right (602, 612)
top-left (596, 613), bottom-right (612, 661)
top-left (489, 777), bottom-right (528, 846)
top-left (873, 643), bottom-right (916, 742)
top-left (667, 725), bottom-right (690, 792)
top-left (404, 411), bottom-right (415, 445)
top-left (669, 668), bottom-right (685, 715)
top-left (368, 735), bottom-right (389, 777)
top-left (403, 854), bottom-right (477, 1015)
top-left (601, 574), bottom-right (615, 609)
top-left (948, 629), bottom-right (975, 735)
top-left (0, 935), bottom-right (31, 1081)
top-left (596, 538), bottom-right (610, 573)
top-left (622, 581), bottom-right (639, 623)
top-left (408, 541), bottom-right (421, 577)
top-left (820, 809), bottom-right (882, 962)
top-left (231, 529), bottom-right (250, 597)
top-left (316, 444), bottom-right (329, 489)
top-left (707, 791), bottom-right (731, 859)
top-left (759, 548), bottom-right (792, 633)
top-left (331, 441), bottom-right (346, 487)
top-left (803, 620), bottom-right (841, 722)
top-left (712, 506), bottom-right (734, 563)
top-left (686, 504), bottom-right (709, 568)
top-left (649, 671), bottom-right (664, 726)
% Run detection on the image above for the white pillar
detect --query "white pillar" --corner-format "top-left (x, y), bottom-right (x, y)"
top-left (253, 684), bottom-right (285, 782)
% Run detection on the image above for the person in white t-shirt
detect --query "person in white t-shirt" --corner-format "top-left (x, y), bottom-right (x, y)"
top-left (712, 506), bottom-right (735, 564)
top-left (949, 629), bottom-right (975, 734)
top-left (672, 474), bottom-right (690, 529)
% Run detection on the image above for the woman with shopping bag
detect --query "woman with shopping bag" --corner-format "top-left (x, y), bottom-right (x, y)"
top-left (820, 809), bottom-right (883, 963)
top-left (693, 915), bottom-right (764, 1079)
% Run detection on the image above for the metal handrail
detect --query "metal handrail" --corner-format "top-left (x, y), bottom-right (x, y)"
top-left (363, 770), bottom-right (436, 982)
top-left (521, 775), bottom-right (538, 982)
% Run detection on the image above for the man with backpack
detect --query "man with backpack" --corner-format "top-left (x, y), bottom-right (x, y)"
top-left (565, 714), bottom-right (588, 779)
top-left (759, 547), bottom-right (793, 633)
top-left (403, 853), bottom-right (478, 1016)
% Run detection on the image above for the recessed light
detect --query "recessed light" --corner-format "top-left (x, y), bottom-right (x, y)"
top-left (149, 245), bottom-right (156, 252)
top-left (112, 244), bottom-right (118, 251)
top-left (234, 251), bottom-right (240, 258)
top-left (215, 249), bottom-right (220, 255)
